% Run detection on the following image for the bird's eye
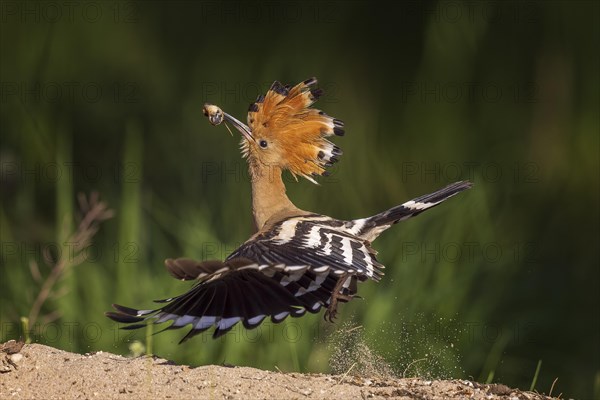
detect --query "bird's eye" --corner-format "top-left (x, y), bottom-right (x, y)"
top-left (259, 140), bottom-right (268, 149)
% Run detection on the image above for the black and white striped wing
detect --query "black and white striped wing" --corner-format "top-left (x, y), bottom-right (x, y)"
top-left (105, 257), bottom-right (350, 342)
top-left (227, 216), bottom-right (385, 282)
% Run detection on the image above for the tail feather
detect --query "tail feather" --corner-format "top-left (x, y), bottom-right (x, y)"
top-left (351, 181), bottom-right (472, 242)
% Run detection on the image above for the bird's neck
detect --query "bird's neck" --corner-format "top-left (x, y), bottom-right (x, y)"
top-left (248, 159), bottom-right (303, 230)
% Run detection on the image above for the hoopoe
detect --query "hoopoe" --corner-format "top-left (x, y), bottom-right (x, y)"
top-left (106, 78), bottom-right (472, 342)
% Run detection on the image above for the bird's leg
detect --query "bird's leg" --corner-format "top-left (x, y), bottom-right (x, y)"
top-left (324, 273), bottom-right (352, 322)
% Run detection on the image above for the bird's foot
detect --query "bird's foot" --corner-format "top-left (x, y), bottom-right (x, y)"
top-left (323, 273), bottom-right (352, 323)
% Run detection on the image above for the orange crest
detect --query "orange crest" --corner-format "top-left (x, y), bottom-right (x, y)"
top-left (244, 78), bottom-right (344, 183)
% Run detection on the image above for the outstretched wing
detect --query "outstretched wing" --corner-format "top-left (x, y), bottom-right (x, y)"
top-left (106, 257), bottom-right (355, 342)
top-left (227, 215), bottom-right (385, 282)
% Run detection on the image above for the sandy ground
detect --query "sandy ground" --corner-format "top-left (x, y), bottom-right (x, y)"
top-left (0, 341), bottom-right (556, 400)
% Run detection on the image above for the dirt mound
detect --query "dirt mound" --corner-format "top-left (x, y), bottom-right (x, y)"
top-left (0, 342), bottom-right (555, 399)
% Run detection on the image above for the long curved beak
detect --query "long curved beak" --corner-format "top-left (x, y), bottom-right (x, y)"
top-left (223, 112), bottom-right (254, 143)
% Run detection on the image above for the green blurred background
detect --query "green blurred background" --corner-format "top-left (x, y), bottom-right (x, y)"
top-left (1, 1), bottom-right (598, 398)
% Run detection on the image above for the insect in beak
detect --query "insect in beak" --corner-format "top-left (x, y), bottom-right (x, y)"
top-left (203, 103), bottom-right (254, 142)
top-left (203, 104), bottom-right (224, 125)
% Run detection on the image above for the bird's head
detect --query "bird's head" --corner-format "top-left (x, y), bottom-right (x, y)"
top-left (203, 78), bottom-right (344, 183)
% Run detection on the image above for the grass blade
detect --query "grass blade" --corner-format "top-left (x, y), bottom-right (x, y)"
top-left (529, 359), bottom-right (542, 392)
